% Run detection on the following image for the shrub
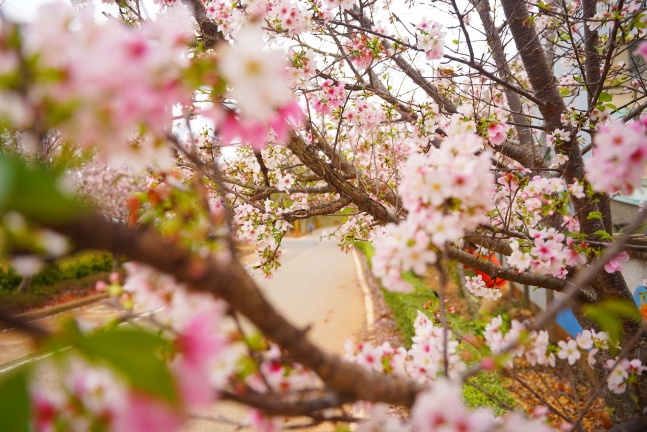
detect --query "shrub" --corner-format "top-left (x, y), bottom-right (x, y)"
top-left (0, 252), bottom-right (113, 291)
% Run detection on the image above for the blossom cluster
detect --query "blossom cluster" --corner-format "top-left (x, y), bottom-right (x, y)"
top-left (507, 228), bottom-right (587, 279)
top-left (415, 18), bottom-right (446, 61)
top-left (346, 98), bottom-right (385, 128)
top-left (345, 311), bottom-right (466, 381)
top-left (483, 316), bottom-right (646, 395)
top-left (34, 264), bottom-right (232, 431)
top-left (0, 3), bottom-right (194, 155)
top-left (465, 275), bottom-right (503, 300)
top-left (266, 0), bottom-right (312, 36)
top-left (71, 161), bottom-right (145, 222)
top-left (584, 119), bottom-right (647, 195)
top-left (347, 312), bottom-right (557, 432)
top-left (312, 79), bottom-right (348, 115)
top-left (372, 133), bottom-right (494, 292)
top-left (34, 262), bottom-right (327, 431)
top-left (345, 33), bottom-right (382, 69)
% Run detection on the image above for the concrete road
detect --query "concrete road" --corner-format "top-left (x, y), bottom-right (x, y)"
top-left (184, 233), bottom-right (367, 431)
top-left (0, 299), bottom-right (120, 372)
top-left (249, 233), bottom-right (366, 353)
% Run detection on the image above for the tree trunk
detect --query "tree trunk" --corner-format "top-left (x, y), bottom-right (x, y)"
top-left (500, 0), bottom-right (647, 422)
top-left (16, 275), bottom-right (32, 293)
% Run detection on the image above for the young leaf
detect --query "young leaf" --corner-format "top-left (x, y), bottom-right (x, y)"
top-left (598, 92), bottom-right (612, 102)
top-left (72, 328), bottom-right (178, 404)
top-left (0, 369), bottom-right (31, 432)
top-left (593, 230), bottom-right (613, 240)
top-left (583, 300), bottom-right (642, 345)
top-left (587, 211), bottom-right (603, 221)
top-left (0, 154), bottom-right (84, 222)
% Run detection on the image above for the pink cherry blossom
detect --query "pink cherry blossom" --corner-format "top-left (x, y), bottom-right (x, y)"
top-left (604, 251), bottom-right (630, 273)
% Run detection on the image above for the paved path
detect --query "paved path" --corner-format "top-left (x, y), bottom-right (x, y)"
top-left (184, 233), bottom-right (367, 431)
top-left (0, 299), bottom-right (119, 372)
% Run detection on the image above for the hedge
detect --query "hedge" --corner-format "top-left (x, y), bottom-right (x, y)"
top-left (0, 252), bottom-right (114, 291)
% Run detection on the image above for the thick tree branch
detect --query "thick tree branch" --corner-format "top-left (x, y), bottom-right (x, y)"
top-left (287, 134), bottom-right (398, 224)
top-left (221, 389), bottom-right (351, 417)
top-left (282, 197), bottom-right (352, 222)
top-left (50, 213), bottom-right (422, 407)
top-left (182, 0), bottom-right (224, 48)
top-left (470, 0), bottom-right (542, 168)
top-left (445, 246), bottom-right (599, 302)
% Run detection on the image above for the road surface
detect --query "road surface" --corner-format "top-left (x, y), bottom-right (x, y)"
top-left (184, 232), bottom-right (367, 431)
top-left (0, 299), bottom-right (120, 373)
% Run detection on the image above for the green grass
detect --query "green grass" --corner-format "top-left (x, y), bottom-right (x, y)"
top-left (381, 273), bottom-right (437, 347)
top-left (355, 241), bottom-right (518, 415)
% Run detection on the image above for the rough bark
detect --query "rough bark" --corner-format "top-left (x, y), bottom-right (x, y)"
top-left (500, 0), bottom-right (647, 421)
top-left (287, 133), bottom-right (398, 224)
top-left (471, 0), bottom-right (543, 168)
top-left (51, 213), bottom-right (423, 408)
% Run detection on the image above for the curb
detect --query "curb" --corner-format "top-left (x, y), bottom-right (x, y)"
top-left (0, 293), bottom-right (109, 332)
top-left (352, 246), bottom-right (375, 328)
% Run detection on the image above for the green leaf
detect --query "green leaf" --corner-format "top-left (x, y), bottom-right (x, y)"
top-left (587, 211), bottom-right (603, 221)
top-left (0, 370), bottom-right (31, 432)
top-left (584, 307), bottom-right (623, 345)
top-left (72, 328), bottom-right (178, 404)
top-left (583, 300), bottom-right (642, 345)
top-left (598, 92), bottom-right (612, 102)
top-left (593, 229), bottom-right (613, 240)
top-left (0, 154), bottom-right (84, 222)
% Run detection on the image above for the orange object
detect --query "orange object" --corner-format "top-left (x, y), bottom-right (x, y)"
top-left (465, 246), bottom-right (508, 288)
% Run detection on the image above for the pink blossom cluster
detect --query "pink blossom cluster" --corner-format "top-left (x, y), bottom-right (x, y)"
top-left (233, 202), bottom-right (284, 275)
top-left (604, 251), bottom-right (630, 273)
top-left (312, 79), bottom-right (348, 115)
top-left (217, 102), bottom-right (304, 150)
top-left (507, 228), bottom-right (586, 279)
top-left (345, 312), bottom-right (466, 381)
top-left (347, 313), bottom-right (558, 432)
top-left (484, 315), bottom-right (555, 367)
top-left (585, 119), bottom-right (647, 195)
top-left (487, 122), bottom-right (510, 146)
top-left (287, 49), bottom-right (317, 88)
top-left (267, 0), bottom-right (312, 36)
top-left (372, 133), bottom-right (494, 292)
top-left (520, 176), bottom-right (567, 214)
top-left (72, 161), bottom-right (145, 222)
top-left (482, 315), bottom-right (637, 391)
top-left (336, 214), bottom-right (376, 252)
top-left (217, 26), bottom-right (304, 149)
top-left (606, 357), bottom-right (647, 394)
top-left (465, 275), bottom-right (503, 300)
top-left (345, 33), bottom-right (380, 69)
top-left (32, 361), bottom-right (184, 432)
top-left (202, 0), bottom-right (247, 37)
top-left (33, 263), bottom-right (234, 431)
top-left (249, 344), bottom-right (321, 393)
top-left (346, 98), bottom-right (385, 128)
top-left (411, 379), bottom-right (555, 432)
top-left (7, 3), bottom-right (194, 154)
top-left (415, 18), bottom-right (446, 61)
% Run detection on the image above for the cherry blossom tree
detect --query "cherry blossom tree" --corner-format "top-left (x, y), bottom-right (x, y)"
top-left (1, 0), bottom-right (647, 430)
